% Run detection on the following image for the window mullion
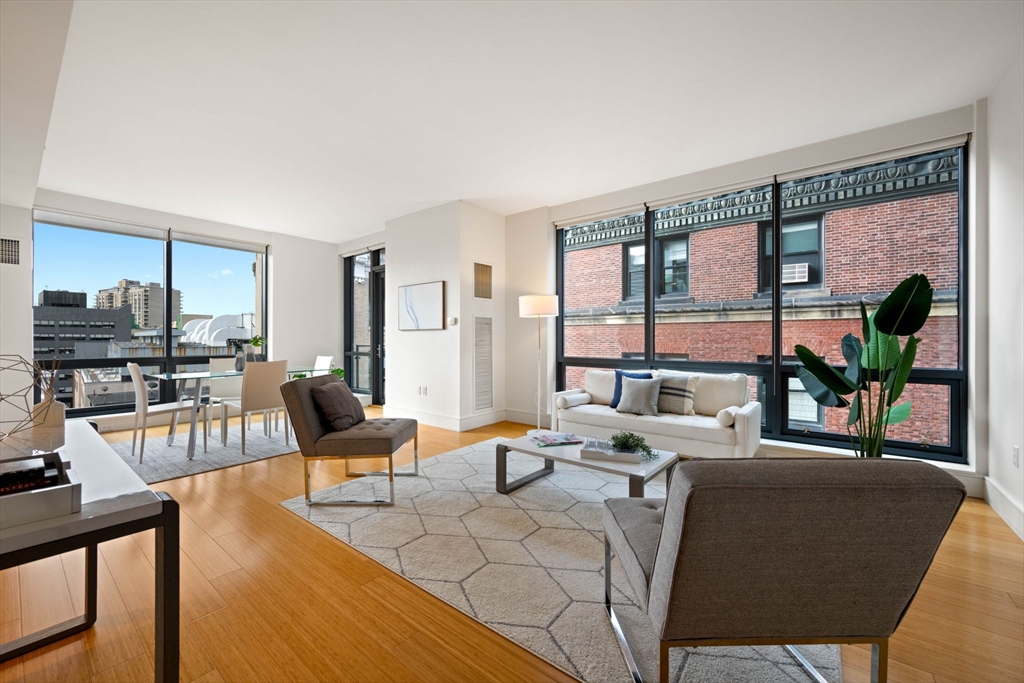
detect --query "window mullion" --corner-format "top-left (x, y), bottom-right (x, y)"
top-left (644, 207), bottom-right (654, 364)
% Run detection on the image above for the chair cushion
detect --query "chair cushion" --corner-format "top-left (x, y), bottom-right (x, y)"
top-left (314, 418), bottom-right (417, 456)
top-left (559, 404), bottom-right (736, 446)
top-left (615, 376), bottom-right (662, 416)
top-left (311, 381), bottom-right (365, 431)
top-left (604, 498), bottom-right (666, 610)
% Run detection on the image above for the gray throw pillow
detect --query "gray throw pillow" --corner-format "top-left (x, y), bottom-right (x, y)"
top-left (656, 370), bottom-right (699, 415)
top-left (311, 381), bottom-right (366, 431)
top-left (615, 376), bottom-right (663, 416)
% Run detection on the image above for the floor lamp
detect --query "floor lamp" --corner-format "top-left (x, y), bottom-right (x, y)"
top-left (519, 295), bottom-right (559, 435)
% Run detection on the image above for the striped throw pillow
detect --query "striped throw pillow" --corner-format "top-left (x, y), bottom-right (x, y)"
top-left (656, 370), bottom-right (699, 415)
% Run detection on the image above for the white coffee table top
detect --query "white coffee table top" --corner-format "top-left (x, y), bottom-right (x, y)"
top-left (503, 432), bottom-right (678, 481)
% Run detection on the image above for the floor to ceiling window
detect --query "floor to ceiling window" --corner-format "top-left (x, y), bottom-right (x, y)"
top-left (344, 248), bottom-right (385, 402)
top-left (31, 210), bottom-right (267, 415)
top-left (556, 144), bottom-right (967, 463)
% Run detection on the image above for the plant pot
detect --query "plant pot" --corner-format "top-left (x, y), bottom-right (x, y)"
top-left (234, 351), bottom-right (245, 372)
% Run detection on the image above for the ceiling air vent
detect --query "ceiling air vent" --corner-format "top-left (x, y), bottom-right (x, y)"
top-left (0, 238), bottom-right (20, 265)
top-left (781, 262), bottom-right (809, 284)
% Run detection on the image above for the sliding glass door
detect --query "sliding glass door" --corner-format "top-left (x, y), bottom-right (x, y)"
top-left (344, 248), bottom-right (385, 404)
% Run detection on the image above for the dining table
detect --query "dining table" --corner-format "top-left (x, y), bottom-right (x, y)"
top-left (145, 366), bottom-right (317, 460)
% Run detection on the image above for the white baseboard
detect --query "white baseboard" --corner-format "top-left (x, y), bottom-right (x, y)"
top-left (504, 409), bottom-right (550, 429)
top-left (458, 410), bottom-right (506, 432)
top-left (985, 477), bottom-right (1024, 540)
top-left (382, 405), bottom-right (461, 432)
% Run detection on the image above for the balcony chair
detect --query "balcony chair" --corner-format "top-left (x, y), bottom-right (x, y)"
top-left (279, 374), bottom-right (418, 506)
top-left (603, 457), bottom-right (966, 683)
top-left (126, 362), bottom-right (207, 463)
top-left (312, 355), bottom-right (334, 376)
top-left (219, 360), bottom-right (290, 455)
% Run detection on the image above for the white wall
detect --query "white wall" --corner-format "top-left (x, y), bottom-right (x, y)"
top-left (985, 46), bottom-right (1024, 539)
top-left (382, 202), bottom-right (463, 429)
top-left (504, 207), bottom-right (556, 428)
top-left (458, 201), bottom-right (506, 430)
top-left (381, 200), bottom-right (508, 431)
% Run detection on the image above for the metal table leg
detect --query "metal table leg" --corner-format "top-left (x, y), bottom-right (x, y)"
top-left (166, 378), bottom-right (186, 445)
top-left (185, 377), bottom-right (202, 460)
top-left (496, 444), bottom-right (554, 494)
top-left (628, 473), bottom-right (646, 498)
top-left (155, 493), bottom-right (180, 683)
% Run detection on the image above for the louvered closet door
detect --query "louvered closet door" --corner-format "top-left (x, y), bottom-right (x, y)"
top-left (474, 317), bottom-right (493, 411)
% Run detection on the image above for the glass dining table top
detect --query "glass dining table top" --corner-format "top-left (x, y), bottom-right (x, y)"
top-left (145, 366), bottom-right (317, 381)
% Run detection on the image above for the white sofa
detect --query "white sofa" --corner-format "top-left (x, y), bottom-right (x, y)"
top-left (552, 369), bottom-right (762, 459)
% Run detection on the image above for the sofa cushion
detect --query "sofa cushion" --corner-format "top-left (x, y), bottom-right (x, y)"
top-left (716, 406), bottom-right (740, 427)
top-left (616, 376), bottom-right (662, 416)
top-left (655, 370), bottom-right (699, 416)
top-left (311, 381), bottom-right (366, 431)
top-left (559, 404), bottom-right (736, 446)
top-left (692, 373), bottom-right (748, 417)
top-left (584, 369), bottom-right (616, 405)
top-left (557, 392), bottom-right (592, 409)
top-left (611, 370), bottom-right (653, 408)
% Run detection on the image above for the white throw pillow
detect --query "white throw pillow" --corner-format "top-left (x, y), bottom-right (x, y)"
top-left (692, 373), bottom-right (749, 416)
top-left (716, 405), bottom-right (740, 427)
top-left (557, 392), bottom-right (592, 409)
top-left (584, 369), bottom-right (616, 405)
top-left (654, 369), bottom-right (699, 415)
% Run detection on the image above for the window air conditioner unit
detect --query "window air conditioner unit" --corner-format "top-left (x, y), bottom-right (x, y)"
top-left (782, 263), bottom-right (809, 284)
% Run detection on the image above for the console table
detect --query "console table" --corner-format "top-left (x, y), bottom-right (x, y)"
top-left (0, 420), bottom-right (180, 682)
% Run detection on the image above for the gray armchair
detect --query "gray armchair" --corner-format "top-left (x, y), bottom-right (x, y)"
top-left (280, 374), bottom-right (418, 506)
top-left (603, 458), bottom-right (966, 683)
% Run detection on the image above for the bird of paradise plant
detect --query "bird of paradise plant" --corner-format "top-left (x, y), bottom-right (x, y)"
top-left (794, 273), bottom-right (934, 458)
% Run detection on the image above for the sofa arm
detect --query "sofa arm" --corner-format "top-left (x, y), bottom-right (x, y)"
top-left (733, 401), bottom-right (762, 458)
top-left (551, 389), bottom-right (588, 431)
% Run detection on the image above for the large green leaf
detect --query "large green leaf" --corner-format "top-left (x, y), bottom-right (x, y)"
top-left (887, 335), bottom-right (919, 405)
top-left (847, 392), bottom-right (861, 426)
top-left (841, 334), bottom-right (862, 385)
top-left (796, 366), bottom-right (850, 408)
top-left (861, 311), bottom-right (901, 371)
top-left (874, 274), bottom-right (934, 336)
top-left (795, 345), bottom-right (858, 395)
top-left (860, 302), bottom-right (871, 346)
top-left (883, 402), bottom-right (912, 425)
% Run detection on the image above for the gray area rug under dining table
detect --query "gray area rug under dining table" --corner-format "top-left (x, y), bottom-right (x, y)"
top-left (281, 437), bottom-right (842, 683)
top-left (108, 422), bottom-right (297, 484)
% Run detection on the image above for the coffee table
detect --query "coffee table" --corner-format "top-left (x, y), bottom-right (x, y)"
top-left (496, 433), bottom-right (678, 498)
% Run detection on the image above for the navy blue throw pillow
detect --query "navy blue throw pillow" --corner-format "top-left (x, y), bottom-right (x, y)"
top-left (611, 370), bottom-right (653, 408)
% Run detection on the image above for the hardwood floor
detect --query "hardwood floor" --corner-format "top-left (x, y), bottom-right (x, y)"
top-left (1, 410), bottom-right (1021, 683)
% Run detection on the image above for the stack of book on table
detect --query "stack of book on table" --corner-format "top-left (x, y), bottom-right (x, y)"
top-left (0, 457), bottom-right (60, 495)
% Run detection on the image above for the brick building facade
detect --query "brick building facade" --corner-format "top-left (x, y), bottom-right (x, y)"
top-left (560, 148), bottom-right (961, 449)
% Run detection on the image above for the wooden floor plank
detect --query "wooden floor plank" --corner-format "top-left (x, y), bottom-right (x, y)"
top-left (5, 411), bottom-right (1021, 683)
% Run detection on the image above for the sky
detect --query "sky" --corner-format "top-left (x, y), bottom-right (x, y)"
top-left (33, 223), bottom-right (259, 318)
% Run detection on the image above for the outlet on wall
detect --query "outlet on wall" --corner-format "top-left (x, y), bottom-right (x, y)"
top-left (1013, 446), bottom-right (1020, 468)
top-left (423, 386), bottom-right (427, 396)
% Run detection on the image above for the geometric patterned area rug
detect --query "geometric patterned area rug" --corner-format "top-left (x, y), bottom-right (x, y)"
top-left (108, 422), bottom-right (297, 484)
top-left (281, 438), bottom-right (842, 683)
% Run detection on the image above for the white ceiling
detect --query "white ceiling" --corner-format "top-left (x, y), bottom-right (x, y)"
top-left (37, 0), bottom-right (1024, 243)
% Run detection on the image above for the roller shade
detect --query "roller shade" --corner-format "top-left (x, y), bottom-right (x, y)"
top-left (340, 242), bottom-right (385, 258)
top-left (32, 209), bottom-right (168, 241)
top-left (776, 134), bottom-right (969, 182)
top-left (647, 176), bottom-right (775, 211)
top-left (170, 230), bottom-right (266, 254)
top-left (554, 204), bottom-right (646, 229)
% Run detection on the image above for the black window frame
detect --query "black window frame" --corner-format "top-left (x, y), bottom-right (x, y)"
top-left (557, 145), bottom-right (968, 464)
top-left (343, 248), bottom-right (384, 396)
top-left (658, 235), bottom-right (690, 297)
top-left (622, 241), bottom-right (645, 300)
top-left (31, 220), bottom-right (268, 417)
top-left (758, 214), bottom-right (824, 292)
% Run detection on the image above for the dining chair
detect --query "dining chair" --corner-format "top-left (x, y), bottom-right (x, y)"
top-left (312, 355), bottom-right (334, 376)
top-left (127, 362), bottom-right (207, 464)
top-left (219, 360), bottom-right (290, 454)
top-left (205, 357), bottom-right (243, 436)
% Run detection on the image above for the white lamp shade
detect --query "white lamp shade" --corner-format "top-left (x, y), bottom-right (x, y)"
top-left (519, 294), bottom-right (559, 318)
